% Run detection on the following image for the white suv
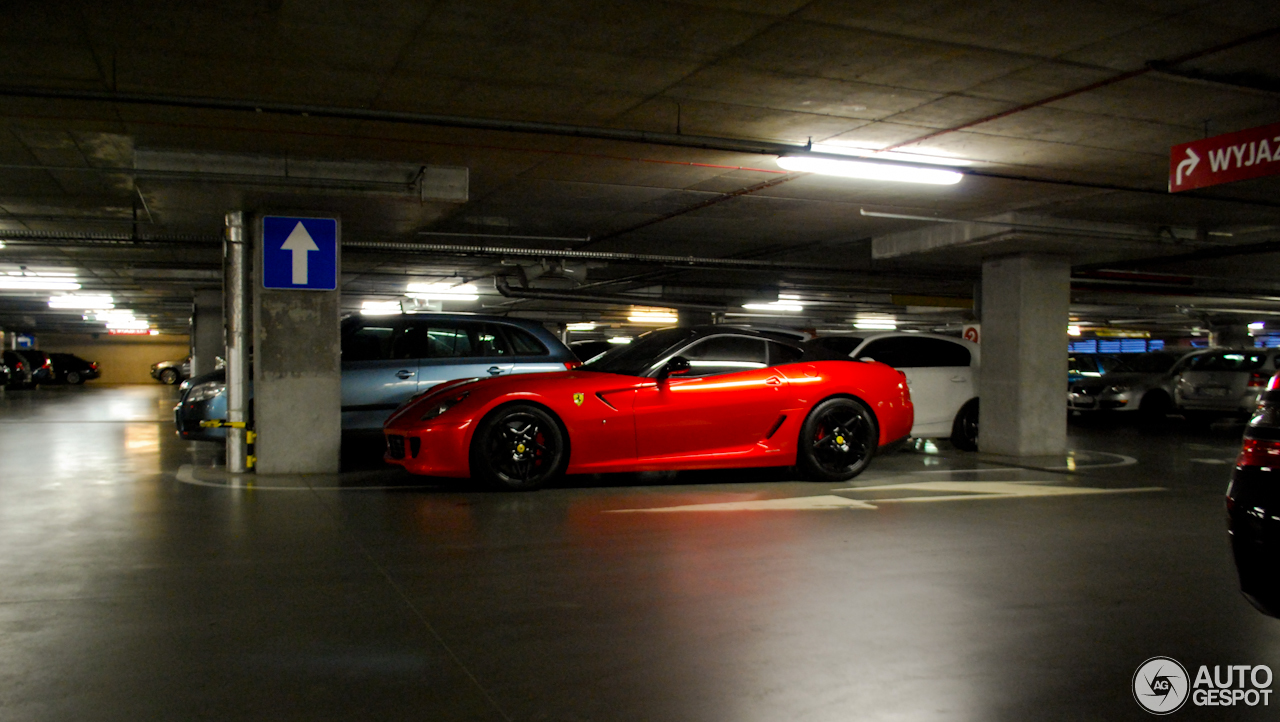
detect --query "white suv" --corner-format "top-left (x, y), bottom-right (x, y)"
top-left (808, 332), bottom-right (981, 450)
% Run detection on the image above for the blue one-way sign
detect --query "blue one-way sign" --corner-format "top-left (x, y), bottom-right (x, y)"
top-left (262, 216), bottom-right (338, 290)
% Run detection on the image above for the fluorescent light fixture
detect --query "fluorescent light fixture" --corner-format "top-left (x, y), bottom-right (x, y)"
top-left (854, 315), bottom-right (898, 331)
top-left (607, 336), bottom-right (633, 344)
top-left (566, 322), bottom-right (597, 331)
top-left (627, 308), bottom-right (678, 324)
top-left (404, 282), bottom-right (479, 301)
top-left (361, 300), bottom-right (401, 316)
top-left (744, 294), bottom-right (805, 312)
top-left (0, 277), bottom-right (81, 290)
top-left (811, 143), bottom-right (974, 167)
top-left (776, 155), bottom-right (963, 185)
top-left (1250, 322), bottom-right (1266, 331)
top-left (0, 241), bottom-right (5, 249)
top-left (1068, 325), bottom-right (1082, 336)
top-left (49, 294), bottom-right (114, 310)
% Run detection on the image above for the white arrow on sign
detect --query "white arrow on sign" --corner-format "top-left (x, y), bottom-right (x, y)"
top-left (280, 221), bottom-right (319, 284)
top-left (1176, 147), bottom-right (1200, 186)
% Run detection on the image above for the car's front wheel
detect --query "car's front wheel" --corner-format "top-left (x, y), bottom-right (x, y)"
top-left (159, 368), bottom-right (179, 385)
top-left (470, 404), bottom-right (567, 491)
top-left (798, 397), bottom-right (877, 482)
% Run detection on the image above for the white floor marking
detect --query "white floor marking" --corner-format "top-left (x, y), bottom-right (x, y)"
top-left (1189, 458), bottom-right (1233, 465)
top-left (606, 495), bottom-right (878, 513)
top-left (608, 481), bottom-right (1164, 513)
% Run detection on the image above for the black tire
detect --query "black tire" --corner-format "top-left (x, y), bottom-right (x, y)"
top-left (159, 368), bottom-right (179, 385)
top-left (950, 399), bottom-right (979, 451)
top-left (66, 371), bottom-right (81, 385)
top-left (1138, 390), bottom-right (1170, 421)
top-left (469, 404), bottom-right (567, 491)
top-left (797, 397), bottom-right (878, 482)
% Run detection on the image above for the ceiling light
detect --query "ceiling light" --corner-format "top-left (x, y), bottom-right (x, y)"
top-left (608, 336), bottom-right (633, 344)
top-left (361, 300), bottom-right (401, 316)
top-left (811, 143), bottom-right (974, 167)
top-left (776, 155), bottom-right (963, 185)
top-left (49, 294), bottom-right (114, 310)
top-left (854, 315), bottom-right (898, 330)
top-left (1250, 322), bottom-right (1266, 330)
top-left (404, 282), bottom-right (479, 301)
top-left (627, 308), bottom-right (678, 324)
top-left (0, 277), bottom-right (81, 290)
top-left (1068, 325), bottom-right (1082, 336)
top-left (566, 322), bottom-right (597, 331)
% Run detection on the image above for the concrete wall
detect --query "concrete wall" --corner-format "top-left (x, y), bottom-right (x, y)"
top-left (36, 334), bottom-right (191, 384)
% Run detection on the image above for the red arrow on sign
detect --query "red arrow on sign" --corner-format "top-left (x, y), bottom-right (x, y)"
top-left (1169, 121), bottom-right (1280, 192)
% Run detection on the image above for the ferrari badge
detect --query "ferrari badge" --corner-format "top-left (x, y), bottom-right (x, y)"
top-left (573, 392), bottom-right (585, 406)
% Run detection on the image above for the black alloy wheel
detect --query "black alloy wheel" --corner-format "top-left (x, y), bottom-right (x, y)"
top-left (65, 371), bottom-right (81, 385)
top-left (950, 399), bottom-right (979, 451)
top-left (470, 404), bottom-right (566, 491)
top-left (159, 368), bottom-right (179, 385)
top-left (798, 397), bottom-right (878, 482)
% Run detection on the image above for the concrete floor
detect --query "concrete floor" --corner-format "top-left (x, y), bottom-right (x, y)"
top-left (2, 385), bottom-right (1277, 721)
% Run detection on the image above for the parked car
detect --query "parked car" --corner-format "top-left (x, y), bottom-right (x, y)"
top-left (1227, 371), bottom-right (1280, 617)
top-left (2, 350), bottom-right (35, 389)
top-left (806, 332), bottom-right (980, 450)
top-left (175, 314), bottom-right (580, 441)
top-left (151, 357), bottom-right (191, 385)
top-left (47, 353), bottom-right (100, 384)
top-left (1067, 353), bottom-right (1123, 385)
top-left (16, 351), bottom-right (54, 385)
top-left (1173, 348), bottom-right (1280, 417)
top-left (1067, 351), bottom-right (1189, 417)
top-left (569, 340), bottom-right (614, 363)
top-left (0, 357), bottom-right (9, 387)
top-left (383, 325), bottom-right (914, 490)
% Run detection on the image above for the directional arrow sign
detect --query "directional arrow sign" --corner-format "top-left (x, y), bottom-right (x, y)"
top-left (1169, 121), bottom-right (1280, 192)
top-left (261, 216), bottom-right (338, 290)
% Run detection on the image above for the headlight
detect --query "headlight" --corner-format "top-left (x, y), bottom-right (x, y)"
top-left (186, 382), bottom-right (225, 403)
top-left (1105, 384), bottom-right (1130, 395)
top-left (421, 392), bottom-right (469, 421)
top-left (179, 379), bottom-right (192, 391)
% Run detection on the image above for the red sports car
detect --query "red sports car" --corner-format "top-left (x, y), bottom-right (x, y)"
top-left (383, 326), bottom-right (913, 490)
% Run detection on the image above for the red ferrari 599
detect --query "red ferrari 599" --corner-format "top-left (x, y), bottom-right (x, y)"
top-left (384, 326), bottom-right (913, 490)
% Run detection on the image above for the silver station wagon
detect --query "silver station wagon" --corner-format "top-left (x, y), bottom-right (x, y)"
top-left (1174, 348), bottom-right (1280, 417)
top-left (175, 313), bottom-right (579, 441)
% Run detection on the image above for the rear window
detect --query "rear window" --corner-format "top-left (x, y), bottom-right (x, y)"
top-left (1113, 353), bottom-right (1179, 374)
top-left (1188, 352), bottom-right (1266, 372)
top-left (856, 337), bottom-right (970, 368)
top-left (813, 337), bottom-right (863, 355)
top-left (502, 326), bottom-right (549, 356)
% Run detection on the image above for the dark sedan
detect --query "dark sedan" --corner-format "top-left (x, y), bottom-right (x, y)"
top-left (1227, 372), bottom-right (1280, 617)
top-left (48, 353), bottom-right (100, 384)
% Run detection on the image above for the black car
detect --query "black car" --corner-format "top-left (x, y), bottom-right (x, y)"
top-left (47, 353), bottom-right (100, 384)
top-left (569, 339), bottom-right (614, 363)
top-left (1227, 372), bottom-right (1280, 617)
top-left (2, 350), bottom-right (35, 389)
top-left (17, 350), bottom-right (54, 385)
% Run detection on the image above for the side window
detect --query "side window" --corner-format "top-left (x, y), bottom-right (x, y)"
top-left (502, 326), bottom-right (550, 356)
top-left (768, 341), bottom-right (805, 366)
top-left (343, 324), bottom-right (396, 362)
top-left (815, 337), bottom-right (862, 355)
top-left (859, 337), bottom-right (970, 368)
top-left (678, 336), bottom-right (768, 377)
top-left (393, 322), bottom-right (476, 359)
top-left (476, 324), bottom-right (513, 357)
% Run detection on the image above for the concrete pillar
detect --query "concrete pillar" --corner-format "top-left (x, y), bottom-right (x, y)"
top-left (978, 254), bottom-right (1070, 457)
top-left (1209, 325), bottom-right (1251, 348)
top-left (190, 289), bottom-right (223, 378)
top-left (252, 215), bottom-right (341, 474)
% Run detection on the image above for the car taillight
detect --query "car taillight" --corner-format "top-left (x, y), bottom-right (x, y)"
top-left (564, 360), bottom-right (582, 370)
top-left (42, 359), bottom-right (51, 369)
top-left (14, 362), bottom-right (23, 371)
top-left (90, 362), bottom-right (98, 370)
top-left (1250, 371), bottom-right (1269, 387)
top-left (1238, 438), bottom-right (1280, 467)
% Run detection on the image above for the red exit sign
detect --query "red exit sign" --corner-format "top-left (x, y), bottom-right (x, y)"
top-left (1170, 121), bottom-right (1280, 192)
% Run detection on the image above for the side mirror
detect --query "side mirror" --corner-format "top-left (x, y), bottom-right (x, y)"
top-left (658, 356), bottom-right (692, 381)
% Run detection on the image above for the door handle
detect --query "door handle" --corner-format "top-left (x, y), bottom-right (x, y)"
top-left (766, 376), bottom-right (782, 386)
top-left (395, 369), bottom-right (414, 380)
top-left (487, 366), bottom-right (503, 376)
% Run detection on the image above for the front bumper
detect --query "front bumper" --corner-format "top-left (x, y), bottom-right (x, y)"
top-left (1068, 390), bottom-right (1134, 412)
top-left (174, 400), bottom-right (227, 441)
top-left (383, 421), bottom-right (473, 477)
top-left (1227, 467), bottom-right (1280, 617)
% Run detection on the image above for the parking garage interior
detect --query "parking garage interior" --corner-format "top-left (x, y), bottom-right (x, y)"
top-left (4, 2), bottom-right (1280, 719)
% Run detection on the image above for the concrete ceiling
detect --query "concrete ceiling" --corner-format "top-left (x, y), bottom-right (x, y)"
top-left (1, 0), bottom-right (1279, 336)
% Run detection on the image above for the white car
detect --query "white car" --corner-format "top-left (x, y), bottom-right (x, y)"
top-left (808, 332), bottom-right (981, 450)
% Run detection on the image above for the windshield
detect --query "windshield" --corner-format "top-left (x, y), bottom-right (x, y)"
top-left (1112, 353), bottom-right (1179, 374)
top-left (581, 327), bottom-right (694, 376)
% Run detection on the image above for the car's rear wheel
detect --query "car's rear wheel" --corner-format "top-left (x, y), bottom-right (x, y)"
top-left (1138, 390), bottom-right (1171, 421)
top-left (470, 404), bottom-right (566, 491)
top-left (798, 397), bottom-right (877, 482)
top-left (950, 399), bottom-right (979, 451)
top-left (66, 371), bottom-right (81, 385)
top-left (159, 368), bottom-right (179, 385)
